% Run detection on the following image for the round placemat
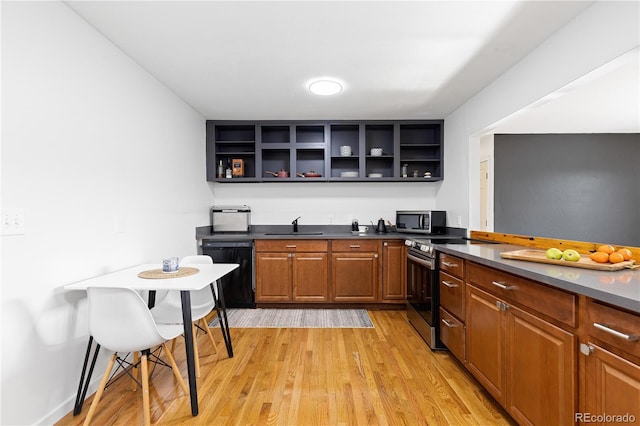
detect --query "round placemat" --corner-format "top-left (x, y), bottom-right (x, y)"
top-left (138, 267), bottom-right (200, 279)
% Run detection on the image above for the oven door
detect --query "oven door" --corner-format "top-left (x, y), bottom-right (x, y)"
top-left (406, 249), bottom-right (436, 324)
top-left (406, 249), bottom-right (444, 349)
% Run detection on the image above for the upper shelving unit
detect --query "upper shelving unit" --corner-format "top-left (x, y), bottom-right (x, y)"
top-left (206, 120), bottom-right (443, 183)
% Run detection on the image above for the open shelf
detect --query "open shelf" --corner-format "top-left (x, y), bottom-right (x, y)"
top-left (207, 120), bottom-right (443, 182)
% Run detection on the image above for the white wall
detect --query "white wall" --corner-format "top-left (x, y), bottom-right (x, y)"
top-left (0, 2), bottom-right (210, 424)
top-left (211, 182), bottom-right (440, 227)
top-left (441, 1), bottom-right (640, 231)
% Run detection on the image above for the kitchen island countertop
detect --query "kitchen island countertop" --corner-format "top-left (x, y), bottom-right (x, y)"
top-left (435, 242), bottom-right (640, 314)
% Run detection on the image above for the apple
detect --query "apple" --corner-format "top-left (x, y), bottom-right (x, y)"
top-left (545, 248), bottom-right (563, 260)
top-left (562, 249), bottom-right (581, 262)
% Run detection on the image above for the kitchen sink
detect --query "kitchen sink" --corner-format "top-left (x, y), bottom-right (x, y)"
top-left (264, 232), bottom-right (324, 235)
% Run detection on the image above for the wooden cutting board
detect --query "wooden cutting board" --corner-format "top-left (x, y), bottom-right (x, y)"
top-left (500, 249), bottom-right (637, 271)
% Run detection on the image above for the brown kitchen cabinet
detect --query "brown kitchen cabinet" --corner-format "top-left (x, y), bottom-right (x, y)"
top-left (255, 240), bottom-right (328, 303)
top-left (331, 240), bottom-right (379, 302)
top-left (381, 240), bottom-right (405, 302)
top-left (581, 299), bottom-right (640, 425)
top-left (439, 253), bottom-right (466, 363)
top-left (465, 262), bottom-right (577, 426)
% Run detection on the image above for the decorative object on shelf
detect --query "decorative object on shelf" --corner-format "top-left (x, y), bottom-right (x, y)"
top-left (217, 160), bottom-right (224, 179)
top-left (401, 164), bottom-right (408, 178)
top-left (296, 171), bottom-right (322, 178)
top-left (265, 169), bottom-right (289, 178)
top-left (370, 147), bottom-right (383, 156)
top-left (368, 173), bottom-right (383, 178)
top-left (232, 159), bottom-right (244, 177)
top-left (340, 171), bottom-right (358, 178)
top-left (424, 171), bottom-right (432, 178)
top-left (412, 170), bottom-right (420, 178)
top-left (340, 145), bottom-right (352, 156)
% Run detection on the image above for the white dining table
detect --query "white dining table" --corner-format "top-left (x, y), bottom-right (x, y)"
top-left (65, 262), bottom-right (239, 417)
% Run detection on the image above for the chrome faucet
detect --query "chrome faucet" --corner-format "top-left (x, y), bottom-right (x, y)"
top-left (292, 216), bottom-right (301, 233)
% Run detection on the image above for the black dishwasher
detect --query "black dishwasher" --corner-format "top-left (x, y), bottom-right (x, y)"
top-left (201, 240), bottom-right (255, 308)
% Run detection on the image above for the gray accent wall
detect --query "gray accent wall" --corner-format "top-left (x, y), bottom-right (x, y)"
top-left (494, 134), bottom-right (640, 246)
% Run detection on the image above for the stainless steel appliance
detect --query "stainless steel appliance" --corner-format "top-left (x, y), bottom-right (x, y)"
top-left (211, 205), bottom-right (251, 233)
top-left (396, 210), bottom-right (446, 235)
top-left (405, 238), bottom-right (446, 350)
top-left (201, 240), bottom-right (255, 308)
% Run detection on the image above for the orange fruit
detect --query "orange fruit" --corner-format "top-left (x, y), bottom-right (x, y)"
top-left (608, 252), bottom-right (624, 264)
top-left (616, 248), bottom-right (633, 261)
top-left (597, 244), bottom-right (615, 254)
top-left (590, 251), bottom-right (610, 263)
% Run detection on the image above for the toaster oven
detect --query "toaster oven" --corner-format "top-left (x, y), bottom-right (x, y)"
top-left (211, 205), bottom-right (251, 233)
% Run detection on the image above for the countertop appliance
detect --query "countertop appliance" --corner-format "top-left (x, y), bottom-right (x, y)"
top-left (396, 210), bottom-right (446, 235)
top-left (201, 240), bottom-right (255, 308)
top-left (405, 237), bottom-right (447, 350)
top-left (211, 205), bottom-right (251, 233)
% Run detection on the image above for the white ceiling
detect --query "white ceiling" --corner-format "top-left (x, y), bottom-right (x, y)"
top-left (65, 1), bottom-right (637, 133)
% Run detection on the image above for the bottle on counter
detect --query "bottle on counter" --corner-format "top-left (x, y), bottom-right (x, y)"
top-left (217, 160), bottom-right (224, 178)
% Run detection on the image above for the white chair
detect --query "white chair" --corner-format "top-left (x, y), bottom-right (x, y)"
top-left (150, 255), bottom-right (219, 377)
top-left (83, 287), bottom-right (188, 426)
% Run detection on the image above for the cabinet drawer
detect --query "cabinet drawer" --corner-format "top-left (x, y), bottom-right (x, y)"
top-left (440, 307), bottom-right (465, 363)
top-left (587, 299), bottom-right (640, 358)
top-left (331, 240), bottom-right (379, 252)
top-left (256, 239), bottom-right (328, 252)
top-left (440, 271), bottom-right (465, 320)
top-left (440, 253), bottom-right (464, 278)
top-left (466, 262), bottom-right (577, 328)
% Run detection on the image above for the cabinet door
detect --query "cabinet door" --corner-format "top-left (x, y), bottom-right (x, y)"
top-left (331, 252), bottom-right (378, 302)
top-left (382, 241), bottom-right (405, 301)
top-left (507, 305), bottom-right (576, 426)
top-left (583, 343), bottom-right (640, 425)
top-left (255, 252), bottom-right (292, 302)
top-left (293, 252), bottom-right (328, 302)
top-left (466, 285), bottom-right (507, 405)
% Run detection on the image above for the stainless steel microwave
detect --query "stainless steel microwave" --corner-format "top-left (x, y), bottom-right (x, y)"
top-left (396, 210), bottom-right (446, 234)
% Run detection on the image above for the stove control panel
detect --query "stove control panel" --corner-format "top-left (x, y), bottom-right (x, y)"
top-left (405, 239), bottom-right (435, 257)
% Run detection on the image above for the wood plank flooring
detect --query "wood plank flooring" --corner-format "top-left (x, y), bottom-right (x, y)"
top-left (56, 310), bottom-right (514, 425)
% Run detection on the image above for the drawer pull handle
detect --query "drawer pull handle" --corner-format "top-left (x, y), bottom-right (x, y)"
top-left (350, 245), bottom-right (361, 248)
top-left (593, 323), bottom-right (639, 342)
top-left (442, 281), bottom-right (458, 288)
top-left (441, 319), bottom-right (459, 328)
top-left (441, 261), bottom-right (457, 267)
top-left (286, 245), bottom-right (297, 248)
top-left (491, 281), bottom-right (513, 290)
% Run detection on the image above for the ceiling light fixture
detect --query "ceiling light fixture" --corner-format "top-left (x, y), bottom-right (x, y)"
top-left (308, 79), bottom-right (343, 96)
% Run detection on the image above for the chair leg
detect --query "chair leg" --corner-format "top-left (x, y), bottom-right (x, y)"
top-left (192, 322), bottom-right (201, 377)
top-left (170, 338), bottom-right (176, 354)
top-left (161, 342), bottom-right (188, 395)
top-left (201, 317), bottom-right (218, 354)
top-left (132, 352), bottom-right (140, 391)
top-left (83, 353), bottom-right (117, 426)
top-left (140, 353), bottom-right (151, 426)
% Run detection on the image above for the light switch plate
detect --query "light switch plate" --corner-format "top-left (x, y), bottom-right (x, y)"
top-left (1, 208), bottom-right (25, 235)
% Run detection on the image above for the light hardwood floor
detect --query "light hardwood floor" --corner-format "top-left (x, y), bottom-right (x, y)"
top-left (57, 310), bottom-right (514, 425)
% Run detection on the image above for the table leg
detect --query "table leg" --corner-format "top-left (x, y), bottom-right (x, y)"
top-left (180, 290), bottom-right (198, 416)
top-left (73, 336), bottom-right (101, 415)
top-left (215, 279), bottom-right (233, 358)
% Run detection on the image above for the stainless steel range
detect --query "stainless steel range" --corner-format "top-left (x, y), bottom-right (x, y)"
top-left (405, 238), bottom-right (446, 350)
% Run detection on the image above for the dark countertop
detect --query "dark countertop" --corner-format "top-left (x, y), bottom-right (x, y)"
top-left (196, 225), bottom-right (467, 241)
top-left (435, 242), bottom-right (640, 314)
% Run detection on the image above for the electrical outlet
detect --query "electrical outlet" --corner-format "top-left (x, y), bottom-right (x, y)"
top-left (1, 208), bottom-right (25, 235)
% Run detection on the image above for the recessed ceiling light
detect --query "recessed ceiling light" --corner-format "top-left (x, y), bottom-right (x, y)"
top-left (308, 79), bottom-right (343, 96)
